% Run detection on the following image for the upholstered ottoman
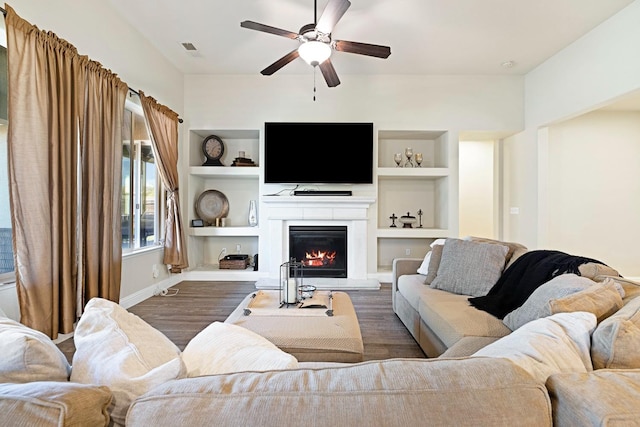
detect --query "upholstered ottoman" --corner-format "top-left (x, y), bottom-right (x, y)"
top-left (225, 290), bottom-right (364, 363)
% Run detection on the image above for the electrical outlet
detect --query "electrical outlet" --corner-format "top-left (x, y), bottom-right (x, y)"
top-left (236, 244), bottom-right (241, 254)
top-left (152, 264), bottom-right (160, 279)
top-left (405, 248), bottom-right (411, 256)
top-left (221, 247), bottom-right (227, 256)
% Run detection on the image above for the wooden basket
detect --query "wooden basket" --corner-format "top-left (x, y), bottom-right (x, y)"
top-left (219, 258), bottom-right (250, 270)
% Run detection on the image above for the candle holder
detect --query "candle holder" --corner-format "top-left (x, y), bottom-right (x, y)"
top-left (280, 259), bottom-right (303, 307)
top-left (404, 147), bottom-right (414, 167)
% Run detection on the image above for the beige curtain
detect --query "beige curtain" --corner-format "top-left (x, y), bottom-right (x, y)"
top-left (5, 5), bottom-right (127, 338)
top-left (80, 63), bottom-right (128, 304)
top-left (139, 91), bottom-right (188, 272)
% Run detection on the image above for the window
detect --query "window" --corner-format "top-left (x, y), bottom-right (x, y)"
top-left (121, 98), bottom-right (163, 252)
top-left (0, 30), bottom-right (13, 282)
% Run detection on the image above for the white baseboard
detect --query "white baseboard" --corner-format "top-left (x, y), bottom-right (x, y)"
top-left (119, 274), bottom-right (184, 309)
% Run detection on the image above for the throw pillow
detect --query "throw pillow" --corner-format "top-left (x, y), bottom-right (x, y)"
top-left (0, 317), bottom-right (71, 383)
top-left (429, 238), bottom-right (509, 297)
top-left (550, 278), bottom-right (624, 322)
top-left (502, 274), bottom-right (596, 331)
top-left (416, 238), bottom-right (446, 275)
top-left (423, 243), bottom-right (443, 285)
top-left (578, 262), bottom-right (620, 280)
top-left (182, 321), bottom-right (299, 376)
top-left (471, 311), bottom-right (596, 383)
top-left (591, 295), bottom-right (640, 369)
top-left (70, 298), bottom-right (186, 426)
top-left (465, 236), bottom-right (528, 269)
top-left (416, 251), bottom-right (431, 275)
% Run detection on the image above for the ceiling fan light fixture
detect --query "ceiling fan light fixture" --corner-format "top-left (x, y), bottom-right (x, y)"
top-left (298, 41), bottom-right (332, 66)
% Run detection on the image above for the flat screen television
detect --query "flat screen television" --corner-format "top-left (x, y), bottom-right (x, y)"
top-left (264, 122), bottom-right (374, 184)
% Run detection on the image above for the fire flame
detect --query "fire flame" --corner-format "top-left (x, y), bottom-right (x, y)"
top-left (303, 250), bottom-right (336, 267)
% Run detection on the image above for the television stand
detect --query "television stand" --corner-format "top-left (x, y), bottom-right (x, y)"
top-left (293, 190), bottom-right (353, 196)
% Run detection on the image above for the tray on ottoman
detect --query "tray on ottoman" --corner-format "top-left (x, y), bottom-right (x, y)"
top-left (225, 290), bottom-right (364, 363)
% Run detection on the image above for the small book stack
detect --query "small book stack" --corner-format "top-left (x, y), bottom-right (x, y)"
top-left (231, 156), bottom-right (257, 167)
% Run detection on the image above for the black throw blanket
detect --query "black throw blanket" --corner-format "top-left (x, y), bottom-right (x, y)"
top-left (468, 249), bottom-right (606, 319)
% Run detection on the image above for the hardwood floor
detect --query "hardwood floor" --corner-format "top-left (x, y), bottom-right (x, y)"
top-left (57, 281), bottom-right (426, 363)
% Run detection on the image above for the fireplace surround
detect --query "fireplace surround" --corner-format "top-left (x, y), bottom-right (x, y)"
top-left (256, 196), bottom-right (379, 289)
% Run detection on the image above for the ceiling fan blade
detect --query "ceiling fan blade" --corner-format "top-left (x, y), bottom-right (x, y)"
top-left (261, 49), bottom-right (300, 75)
top-left (316, 0), bottom-right (351, 34)
top-left (319, 59), bottom-right (341, 87)
top-left (241, 21), bottom-right (299, 40)
top-left (334, 39), bottom-right (391, 58)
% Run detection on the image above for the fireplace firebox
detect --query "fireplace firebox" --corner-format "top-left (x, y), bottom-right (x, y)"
top-left (288, 226), bottom-right (347, 278)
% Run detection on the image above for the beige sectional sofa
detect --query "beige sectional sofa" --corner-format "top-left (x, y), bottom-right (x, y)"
top-left (393, 236), bottom-right (640, 425)
top-left (3, 236), bottom-right (640, 426)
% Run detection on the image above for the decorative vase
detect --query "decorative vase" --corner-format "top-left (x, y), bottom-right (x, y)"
top-left (248, 200), bottom-right (258, 227)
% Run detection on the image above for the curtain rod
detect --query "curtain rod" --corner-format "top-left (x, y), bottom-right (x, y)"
top-left (1, 6), bottom-right (183, 124)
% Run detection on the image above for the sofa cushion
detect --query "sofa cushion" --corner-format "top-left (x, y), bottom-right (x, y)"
top-left (547, 369), bottom-right (640, 426)
top-left (472, 312), bottom-right (596, 383)
top-left (181, 321), bottom-right (298, 376)
top-left (430, 238), bottom-right (509, 297)
top-left (549, 278), bottom-right (623, 322)
top-left (0, 316), bottom-right (71, 383)
top-left (127, 358), bottom-right (551, 427)
top-left (0, 381), bottom-right (112, 427)
top-left (502, 274), bottom-right (597, 331)
top-left (418, 286), bottom-right (511, 348)
top-left (397, 274), bottom-right (431, 311)
top-left (70, 298), bottom-right (186, 426)
top-left (591, 295), bottom-right (640, 369)
top-left (423, 243), bottom-right (443, 285)
top-left (438, 336), bottom-right (502, 358)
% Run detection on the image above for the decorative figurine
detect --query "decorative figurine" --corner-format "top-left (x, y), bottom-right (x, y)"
top-left (404, 147), bottom-right (414, 168)
top-left (389, 213), bottom-right (398, 228)
top-left (399, 212), bottom-right (417, 228)
top-left (417, 209), bottom-right (423, 228)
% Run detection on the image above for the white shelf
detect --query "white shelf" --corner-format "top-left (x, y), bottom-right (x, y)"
top-left (376, 228), bottom-right (450, 239)
top-left (188, 226), bottom-right (260, 237)
top-left (189, 166), bottom-right (259, 177)
top-left (377, 167), bottom-right (449, 178)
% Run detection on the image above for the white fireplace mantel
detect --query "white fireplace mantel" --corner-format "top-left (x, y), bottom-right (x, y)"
top-left (257, 196), bottom-right (379, 289)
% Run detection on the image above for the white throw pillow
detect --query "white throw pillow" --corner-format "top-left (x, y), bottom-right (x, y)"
top-left (503, 274), bottom-right (596, 331)
top-left (0, 317), bottom-right (71, 383)
top-left (417, 251), bottom-right (431, 275)
top-left (182, 322), bottom-right (299, 376)
top-left (471, 311), bottom-right (596, 383)
top-left (416, 238), bottom-right (446, 275)
top-left (70, 298), bottom-right (186, 426)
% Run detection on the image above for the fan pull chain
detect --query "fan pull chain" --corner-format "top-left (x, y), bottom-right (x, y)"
top-left (313, 67), bottom-right (317, 101)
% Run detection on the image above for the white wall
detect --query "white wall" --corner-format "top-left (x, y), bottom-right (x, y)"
top-left (502, 1), bottom-right (640, 270)
top-left (459, 140), bottom-right (494, 238)
top-left (183, 74), bottom-right (524, 273)
top-left (544, 111), bottom-right (640, 276)
top-left (7, 0), bottom-right (185, 301)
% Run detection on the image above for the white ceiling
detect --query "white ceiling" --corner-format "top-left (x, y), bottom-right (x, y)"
top-left (107, 0), bottom-right (640, 109)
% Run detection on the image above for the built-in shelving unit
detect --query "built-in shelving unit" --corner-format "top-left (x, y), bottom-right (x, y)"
top-left (375, 130), bottom-right (452, 274)
top-left (187, 129), bottom-right (261, 278)
top-left (184, 127), bottom-right (456, 281)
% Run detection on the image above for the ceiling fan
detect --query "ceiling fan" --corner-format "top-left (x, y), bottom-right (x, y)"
top-left (240, 0), bottom-right (391, 88)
